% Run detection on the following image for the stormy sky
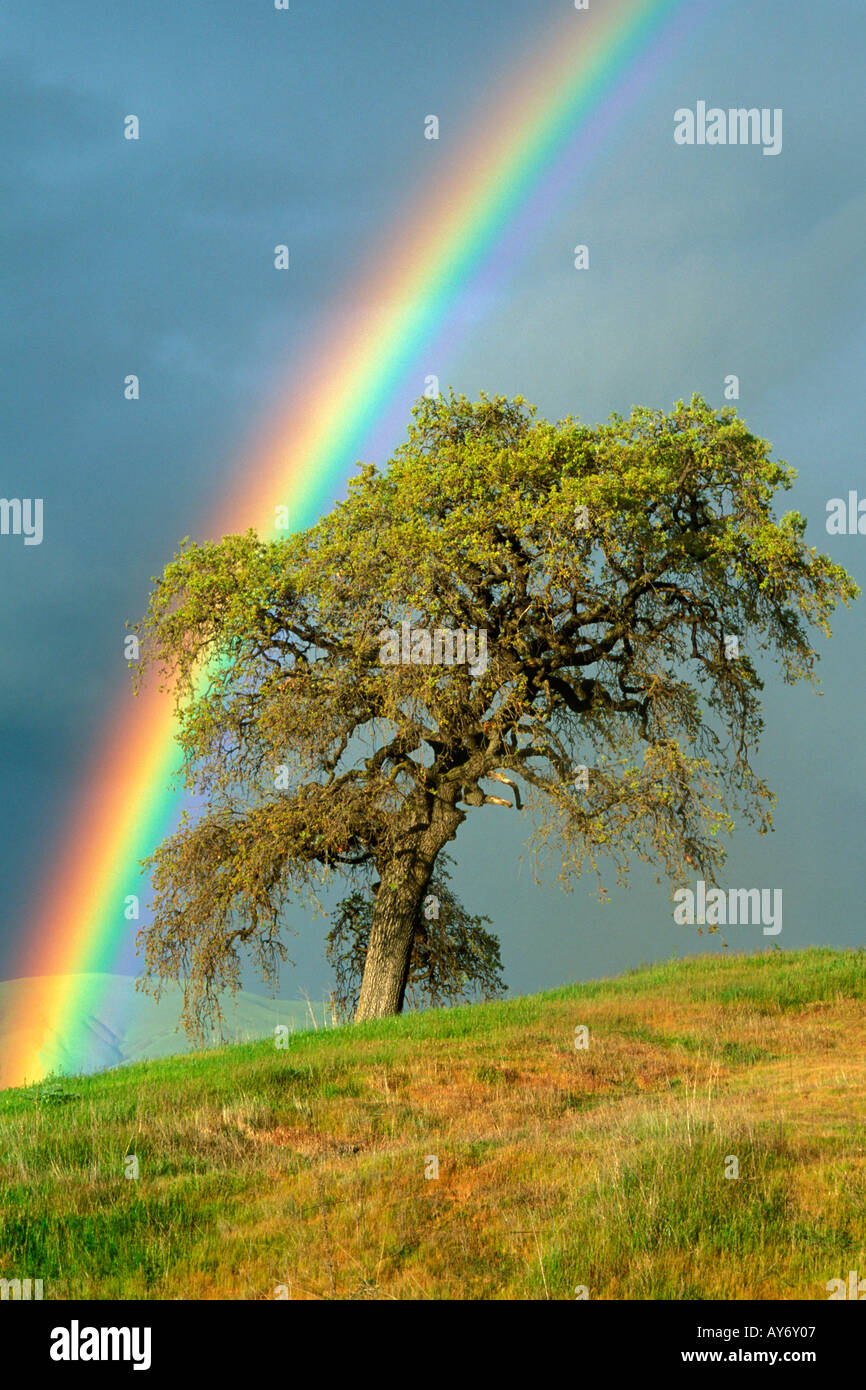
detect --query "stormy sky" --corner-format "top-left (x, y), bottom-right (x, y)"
top-left (1, 0), bottom-right (864, 1004)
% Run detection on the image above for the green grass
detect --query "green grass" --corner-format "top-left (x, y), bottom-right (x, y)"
top-left (0, 946), bottom-right (864, 1299)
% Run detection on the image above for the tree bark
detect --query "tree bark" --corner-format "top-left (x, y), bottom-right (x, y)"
top-left (354, 799), bottom-right (464, 1021)
top-left (354, 860), bottom-right (426, 1020)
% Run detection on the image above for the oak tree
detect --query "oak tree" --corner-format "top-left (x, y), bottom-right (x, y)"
top-left (133, 391), bottom-right (856, 1034)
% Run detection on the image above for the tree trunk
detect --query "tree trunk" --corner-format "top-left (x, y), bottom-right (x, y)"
top-left (354, 864), bottom-right (424, 1020)
top-left (354, 800), bottom-right (464, 1021)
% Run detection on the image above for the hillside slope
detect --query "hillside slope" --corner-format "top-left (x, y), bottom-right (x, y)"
top-left (0, 948), bottom-right (864, 1300)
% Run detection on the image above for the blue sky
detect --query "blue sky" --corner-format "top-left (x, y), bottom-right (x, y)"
top-left (1, 0), bottom-right (864, 1003)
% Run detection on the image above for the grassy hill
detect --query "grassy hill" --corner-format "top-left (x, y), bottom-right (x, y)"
top-left (1, 947), bottom-right (864, 1300)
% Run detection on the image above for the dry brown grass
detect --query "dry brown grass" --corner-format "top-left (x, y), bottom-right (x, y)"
top-left (1, 948), bottom-right (863, 1299)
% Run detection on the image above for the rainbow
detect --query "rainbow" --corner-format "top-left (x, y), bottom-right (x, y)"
top-left (3, 0), bottom-right (705, 1088)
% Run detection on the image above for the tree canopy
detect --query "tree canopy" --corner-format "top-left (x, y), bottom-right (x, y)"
top-left (132, 391), bottom-right (857, 1034)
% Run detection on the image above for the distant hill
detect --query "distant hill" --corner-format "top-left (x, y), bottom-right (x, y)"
top-left (0, 974), bottom-right (329, 1087)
